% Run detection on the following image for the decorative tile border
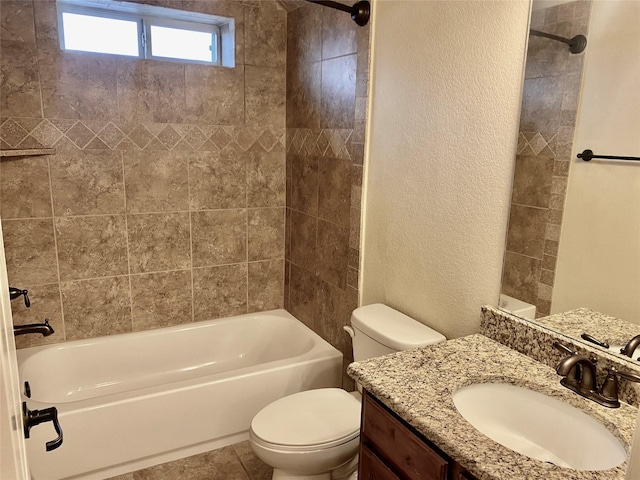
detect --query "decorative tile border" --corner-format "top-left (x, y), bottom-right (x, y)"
top-left (286, 128), bottom-right (353, 160)
top-left (0, 118), bottom-right (285, 153)
top-left (517, 131), bottom-right (557, 157)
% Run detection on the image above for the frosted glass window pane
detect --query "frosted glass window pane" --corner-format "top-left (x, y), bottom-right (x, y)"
top-left (62, 13), bottom-right (139, 57)
top-left (150, 25), bottom-right (214, 63)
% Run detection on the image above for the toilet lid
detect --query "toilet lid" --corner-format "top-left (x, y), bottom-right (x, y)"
top-left (251, 388), bottom-right (361, 448)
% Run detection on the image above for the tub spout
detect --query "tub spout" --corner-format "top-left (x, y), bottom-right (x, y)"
top-left (14, 318), bottom-right (54, 337)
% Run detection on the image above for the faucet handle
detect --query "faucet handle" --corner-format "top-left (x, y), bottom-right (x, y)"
top-left (599, 367), bottom-right (640, 409)
top-left (609, 366), bottom-right (640, 384)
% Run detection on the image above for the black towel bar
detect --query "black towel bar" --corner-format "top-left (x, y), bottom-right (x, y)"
top-left (577, 149), bottom-right (640, 162)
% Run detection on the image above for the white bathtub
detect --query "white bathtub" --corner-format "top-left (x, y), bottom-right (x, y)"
top-left (17, 309), bottom-right (342, 480)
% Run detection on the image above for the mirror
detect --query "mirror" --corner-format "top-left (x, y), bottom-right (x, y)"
top-left (499, 0), bottom-right (640, 358)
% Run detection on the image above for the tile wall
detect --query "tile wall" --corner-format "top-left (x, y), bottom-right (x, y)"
top-left (284, 2), bottom-right (369, 388)
top-left (501, 0), bottom-right (591, 317)
top-left (1, 0), bottom-right (287, 348)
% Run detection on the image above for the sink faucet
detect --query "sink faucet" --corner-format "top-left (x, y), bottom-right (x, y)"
top-left (14, 319), bottom-right (54, 337)
top-left (620, 334), bottom-right (640, 358)
top-left (556, 353), bottom-right (597, 394)
top-left (555, 349), bottom-right (640, 408)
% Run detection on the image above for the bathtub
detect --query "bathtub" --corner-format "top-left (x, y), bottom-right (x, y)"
top-left (17, 309), bottom-right (342, 480)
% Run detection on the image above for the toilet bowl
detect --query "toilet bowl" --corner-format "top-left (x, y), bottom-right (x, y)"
top-left (249, 304), bottom-right (446, 480)
top-left (250, 389), bottom-right (361, 480)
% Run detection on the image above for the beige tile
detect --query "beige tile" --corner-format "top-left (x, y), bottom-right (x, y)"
top-left (316, 278), bottom-right (356, 349)
top-left (13, 283), bottom-right (64, 349)
top-left (316, 220), bottom-right (348, 288)
top-left (321, 8), bottom-right (357, 60)
top-left (124, 151), bottom-right (189, 213)
top-left (2, 218), bottom-right (57, 285)
top-left (62, 276), bottom-right (131, 340)
top-left (288, 263), bottom-right (317, 330)
top-left (39, 49), bottom-right (118, 120)
top-left (0, 41), bottom-right (42, 118)
top-left (185, 64), bottom-right (244, 125)
top-left (321, 55), bottom-right (356, 129)
top-left (248, 259), bottom-right (284, 312)
top-left (287, 4), bottom-right (322, 64)
top-left (132, 445), bottom-right (249, 480)
top-left (501, 251), bottom-right (540, 306)
top-left (233, 440), bottom-right (273, 480)
top-left (519, 76), bottom-right (564, 137)
top-left (290, 153), bottom-right (318, 215)
top-left (248, 208), bottom-right (284, 261)
top-left (192, 209), bottom-right (247, 267)
top-left (511, 155), bottom-right (554, 208)
top-left (50, 151), bottom-right (124, 216)
top-left (55, 215), bottom-right (128, 281)
top-left (506, 204), bottom-right (548, 259)
top-left (189, 149), bottom-right (247, 210)
top-left (117, 59), bottom-right (186, 123)
top-left (0, 156), bottom-right (51, 218)
top-left (245, 2), bottom-right (286, 68)
top-left (1, 1), bottom-right (37, 44)
top-left (131, 270), bottom-right (192, 331)
top-left (286, 59), bottom-right (321, 129)
top-left (289, 210), bottom-right (316, 273)
top-left (247, 145), bottom-right (285, 207)
top-left (245, 65), bottom-right (286, 128)
top-left (318, 156), bottom-right (351, 226)
top-left (193, 264), bottom-right (247, 321)
top-left (127, 212), bottom-right (191, 273)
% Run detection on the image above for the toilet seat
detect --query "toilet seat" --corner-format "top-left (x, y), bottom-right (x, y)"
top-left (250, 388), bottom-right (361, 451)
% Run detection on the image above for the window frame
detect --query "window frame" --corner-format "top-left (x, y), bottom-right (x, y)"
top-left (56, 0), bottom-right (227, 66)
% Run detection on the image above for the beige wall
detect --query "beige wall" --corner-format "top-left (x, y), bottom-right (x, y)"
top-left (1, 0), bottom-right (287, 348)
top-left (553, 0), bottom-right (640, 322)
top-left (361, 0), bottom-right (530, 339)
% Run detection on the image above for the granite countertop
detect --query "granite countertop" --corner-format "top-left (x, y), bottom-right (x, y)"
top-left (535, 308), bottom-right (640, 351)
top-left (347, 334), bottom-right (638, 480)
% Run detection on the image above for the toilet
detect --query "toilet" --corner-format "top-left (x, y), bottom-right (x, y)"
top-left (249, 303), bottom-right (446, 480)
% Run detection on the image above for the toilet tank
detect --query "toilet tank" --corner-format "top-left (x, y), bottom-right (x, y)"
top-left (349, 304), bottom-right (446, 362)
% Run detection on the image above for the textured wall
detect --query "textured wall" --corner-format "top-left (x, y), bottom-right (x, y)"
top-left (501, 0), bottom-right (591, 318)
top-left (361, 0), bottom-right (530, 339)
top-left (553, 0), bottom-right (640, 322)
top-left (284, 2), bottom-right (369, 387)
top-left (1, 0), bottom-right (287, 348)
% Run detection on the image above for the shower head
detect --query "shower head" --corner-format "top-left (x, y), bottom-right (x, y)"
top-left (530, 29), bottom-right (588, 54)
top-left (305, 0), bottom-right (370, 27)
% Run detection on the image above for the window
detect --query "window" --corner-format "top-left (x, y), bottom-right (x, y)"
top-left (56, 0), bottom-right (234, 66)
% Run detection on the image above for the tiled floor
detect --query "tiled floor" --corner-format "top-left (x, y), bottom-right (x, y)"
top-left (108, 441), bottom-right (272, 480)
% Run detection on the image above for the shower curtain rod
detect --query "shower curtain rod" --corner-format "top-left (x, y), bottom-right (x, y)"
top-left (305, 0), bottom-right (370, 26)
top-left (530, 29), bottom-right (587, 54)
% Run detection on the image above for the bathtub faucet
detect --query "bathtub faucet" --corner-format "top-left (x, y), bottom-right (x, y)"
top-left (14, 318), bottom-right (54, 337)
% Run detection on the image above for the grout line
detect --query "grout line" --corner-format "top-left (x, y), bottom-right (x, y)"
top-left (45, 156), bottom-right (66, 341)
top-left (121, 151), bottom-right (134, 332)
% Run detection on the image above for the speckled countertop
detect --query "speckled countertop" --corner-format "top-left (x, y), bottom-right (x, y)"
top-left (536, 308), bottom-right (640, 353)
top-left (347, 334), bottom-right (637, 480)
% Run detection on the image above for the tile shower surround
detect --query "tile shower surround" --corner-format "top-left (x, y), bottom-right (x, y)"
top-left (284, 2), bottom-right (370, 389)
top-left (501, 0), bottom-right (591, 317)
top-left (1, 0), bottom-right (370, 387)
top-left (1, 0), bottom-right (295, 348)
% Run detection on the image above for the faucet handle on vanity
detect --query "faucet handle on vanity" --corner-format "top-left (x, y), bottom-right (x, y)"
top-left (599, 366), bottom-right (640, 408)
top-left (553, 342), bottom-right (581, 384)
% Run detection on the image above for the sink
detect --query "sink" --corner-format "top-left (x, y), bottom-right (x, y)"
top-left (453, 383), bottom-right (626, 470)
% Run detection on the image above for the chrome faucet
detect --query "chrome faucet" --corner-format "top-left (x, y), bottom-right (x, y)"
top-left (620, 334), bottom-right (640, 358)
top-left (14, 319), bottom-right (54, 337)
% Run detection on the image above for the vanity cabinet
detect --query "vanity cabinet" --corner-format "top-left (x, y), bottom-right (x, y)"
top-left (359, 391), bottom-right (478, 480)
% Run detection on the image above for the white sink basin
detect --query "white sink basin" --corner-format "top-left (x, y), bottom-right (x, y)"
top-left (453, 383), bottom-right (626, 470)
